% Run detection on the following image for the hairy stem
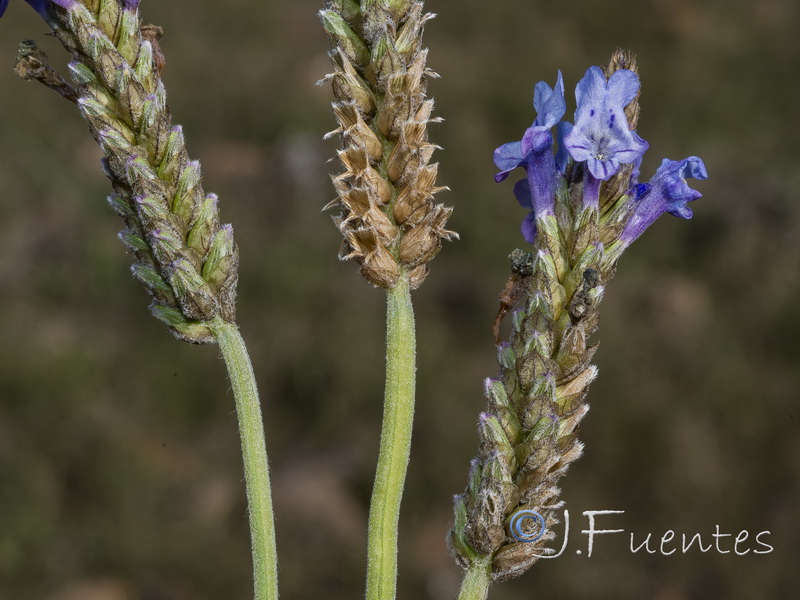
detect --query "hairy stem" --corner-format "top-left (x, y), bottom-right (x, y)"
top-left (458, 556), bottom-right (492, 600)
top-left (366, 274), bottom-right (417, 600)
top-left (210, 318), bottom-right (278, 600)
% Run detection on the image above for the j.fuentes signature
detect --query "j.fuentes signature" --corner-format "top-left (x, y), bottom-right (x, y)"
top-left (510, 509), bottom-right (773, 557)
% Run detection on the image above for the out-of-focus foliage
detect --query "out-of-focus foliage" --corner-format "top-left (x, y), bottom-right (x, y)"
top-left (0, 1), bottom-right (798, 598)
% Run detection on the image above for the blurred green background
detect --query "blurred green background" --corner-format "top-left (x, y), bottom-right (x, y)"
top-left (1, 0), bottom-right (799, 598)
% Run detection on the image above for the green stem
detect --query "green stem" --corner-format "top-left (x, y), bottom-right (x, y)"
top-left (457, 556), bottom-right (492, 600)
top-left (365, 274), bottom-right (417, 600)
top-left (210, 317), bottom-right (278, 600)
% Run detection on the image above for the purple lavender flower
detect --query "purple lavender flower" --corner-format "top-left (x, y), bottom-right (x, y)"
top-left (494, 71), bottom-right (566, 243)
top-left (563, 66), bottom-right (648, 181)
top-left (0, 0), bottom-right (50, 18)
top-left (620, 156), bottom-right (708, 245)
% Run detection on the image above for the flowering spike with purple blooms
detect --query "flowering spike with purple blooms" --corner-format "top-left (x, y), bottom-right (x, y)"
top-left (452, 50), bottom-right (708, 588)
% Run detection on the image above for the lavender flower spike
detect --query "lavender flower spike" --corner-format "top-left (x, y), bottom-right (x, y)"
top-left (0, 0), bottom-right (51, 19)
top-left (494, 71), bottom-right (566, 243)
top-left (620, 156), bottom-right (708, 245)
top-left (451, 50), bottom-right (708, 589)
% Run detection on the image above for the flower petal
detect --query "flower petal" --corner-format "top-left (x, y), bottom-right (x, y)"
top-left (29, 0), bottom-right (50, 17)
top-left (0, 0), bottom-right (51, 18)
top-left (513, 178), bottom-right (532, 209)
top-left (660, 156), bottom-right (707, 218)
top-left (520, 125), bottom-right (552, 156)
top-left (494, 141), bottom-right (525, 181)
top-left (607, 69), bottom-right (640, 108)
top-left (521, 211), bottom-right (537, 244)
top-left (533, 71), bottom-right (566, 129)
top-left (574, 66), bottom-right (607, 116)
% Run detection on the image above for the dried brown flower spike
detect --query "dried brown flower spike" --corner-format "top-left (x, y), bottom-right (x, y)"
top-left (320, 0), bottom-right (456, 289)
